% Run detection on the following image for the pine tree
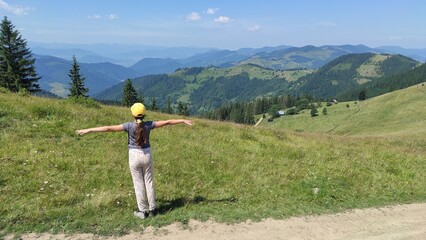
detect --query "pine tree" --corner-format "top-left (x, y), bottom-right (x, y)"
top-left (137, 90), bottom-right (145, 105)
top-left (358, 89), bottom-right (366, 101)
top-left (0, 16), bottom-right (40, 92)
top-left (177, 102), bottom-right (184, 115)
top-left (310, 107), bottom-right (318, 117)
top-left (122, 79), bottom-right (138, 107)
top-left (68, 56), bottom-right (88, 97)
top-left (177, 101), bottom-right (190, 116)
top-left (151, 97), bottom-right (158, 111)
top-left (166, 96), bottom-right (173, 114)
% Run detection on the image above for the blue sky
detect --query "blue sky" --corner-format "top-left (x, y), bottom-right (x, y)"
top-left (1, 0), bottom-right (425, 49)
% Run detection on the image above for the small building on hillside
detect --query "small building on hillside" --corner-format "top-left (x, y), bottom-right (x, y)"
top-left (278, 110), bottom-right (285, 116)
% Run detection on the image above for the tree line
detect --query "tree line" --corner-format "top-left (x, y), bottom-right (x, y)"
top-left (121, 79), bottom-right (190, 116)
top-left (201, 94), bottom-right (322, 124)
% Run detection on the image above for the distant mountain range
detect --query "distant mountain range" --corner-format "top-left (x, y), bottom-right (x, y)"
top-left (33, 44), bottom-right (425, 99)
top-left (94, 53), bottom-right (420, 114)
top-left (34, 55), bottom-right (137, 97)
top-left (29, 42), bottom-right (215, 67)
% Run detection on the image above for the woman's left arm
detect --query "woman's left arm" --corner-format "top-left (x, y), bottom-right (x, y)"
top-left (154, 119), bottom-right (193, 128)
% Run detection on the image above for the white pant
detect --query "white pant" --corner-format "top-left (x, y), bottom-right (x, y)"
top-left (128, 148), bottom-right (156, 212)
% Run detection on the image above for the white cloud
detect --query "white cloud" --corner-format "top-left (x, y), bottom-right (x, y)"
top-left (317, 21), bottom-right (337, 27)
top-left (88, 14), bottom-right (102, 20)
top-left (214, 16), bottom-right (232, 24)
top-left (108, 14), bottom-right (118, 21)
top-left (0, 0), bottom-right (30, 15)
top-left (186, 12), bottom-right (201, 22)
top-left (88, 14), bottom-right (118, 21)
top-left (205, 8), bottom-right (219, 15)
top-left (247, 24), bottom-right (262, 32)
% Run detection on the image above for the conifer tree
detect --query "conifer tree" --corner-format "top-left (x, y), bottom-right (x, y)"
top-left (151, 97), bottom-right (158, 111)
top-left (310, 107), bottom-right (318, 117)
top-left (68, 56), bottom-right (88, 97)
top-left (0, 16), bottom-right (40, 92)
top-left (137, 90), bottom-right (145, 105)
top-left (358, 89), bottom-right (366, 101)
top-left (122, 79), bottom-right (138, 107)
top-left (166, 96), bottom-right (173, 114)
top-left (177, 101), bottom-right (190, 116)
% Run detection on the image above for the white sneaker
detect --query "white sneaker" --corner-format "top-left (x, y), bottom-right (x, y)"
top-left (134, 211), bottom-right (148, 219)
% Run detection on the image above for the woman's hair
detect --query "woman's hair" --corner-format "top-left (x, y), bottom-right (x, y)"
top-left (135, 117), bottom-right (146, 146)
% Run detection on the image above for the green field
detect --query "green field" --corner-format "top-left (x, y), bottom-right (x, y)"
top-left (262, 83), bottom-right (426, 138)
top-left (1, 85), bottom-right (425, 237)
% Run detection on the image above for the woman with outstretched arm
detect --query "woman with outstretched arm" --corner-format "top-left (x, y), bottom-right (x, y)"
top-left (76, 103), bottom-right (193, 219)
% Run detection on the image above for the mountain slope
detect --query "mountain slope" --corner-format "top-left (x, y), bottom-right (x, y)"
top-left (240, 44), bottom-right (382, 70)
top-left (95, 53), bottom-right (419, 114)
top-left (130, 58), bottom-right (184, 76)
top-left (95, 64), bottom-right (308, 113)
top-left (35, 55), bottom-right (138, 97)
top-left (295, 53), bottom-right (419, 99)
top-left (264, 82), bottom-right (426, 137)
top-left (338, 62), bottom-right (426, 100)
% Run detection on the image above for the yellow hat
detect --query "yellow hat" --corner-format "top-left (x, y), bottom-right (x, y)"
top-left (131, 103), bottom-right (146, 117)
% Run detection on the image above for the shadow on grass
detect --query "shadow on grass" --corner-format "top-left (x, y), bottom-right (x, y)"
top-left (0, 177), bottom-right (6, 188)
top-left (156, 195), bottom-right (237, 215)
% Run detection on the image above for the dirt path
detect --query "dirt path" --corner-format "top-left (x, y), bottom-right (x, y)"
top-left (7, 203), bottom-right (426, 240)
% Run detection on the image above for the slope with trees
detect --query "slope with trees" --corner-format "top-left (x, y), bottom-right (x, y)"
top-left (338, 63), bottom-right (426, 100)
top-left (295, 53), bottom-right (419, 99)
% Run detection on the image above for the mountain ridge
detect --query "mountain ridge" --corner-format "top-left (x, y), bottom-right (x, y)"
top-left (34, 44), bottom-right (424, 99)
top-left (94, 53), bottom-right (419, 114)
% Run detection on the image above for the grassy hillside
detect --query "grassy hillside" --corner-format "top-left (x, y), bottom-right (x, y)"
top-left (263, 83), bottom-right (426, 138)
top-left (296, 53), bottom-right (419, 99)
top-left (1, 91), bottom-right (425, 237)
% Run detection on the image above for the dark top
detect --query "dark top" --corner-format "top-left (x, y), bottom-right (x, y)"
top-left (122, 121), bottom-right (156, 149)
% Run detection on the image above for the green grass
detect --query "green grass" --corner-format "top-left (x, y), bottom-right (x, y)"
top-left (1, 89), bottom-right (426, 237)
top-left (263, 83), bottom-right (426, 138)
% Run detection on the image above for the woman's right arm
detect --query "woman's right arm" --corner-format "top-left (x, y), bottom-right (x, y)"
top-left (76, 125), bottom-right (124, 135)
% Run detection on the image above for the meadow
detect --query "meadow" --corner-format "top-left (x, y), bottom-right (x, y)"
top-left (263, 83), bottom-right (426, 138)
top-left (1, 86), bottom-right (425, 237)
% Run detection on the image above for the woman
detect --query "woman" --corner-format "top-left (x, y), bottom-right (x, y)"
top-left (76, 103), bottom-right (193, 219)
